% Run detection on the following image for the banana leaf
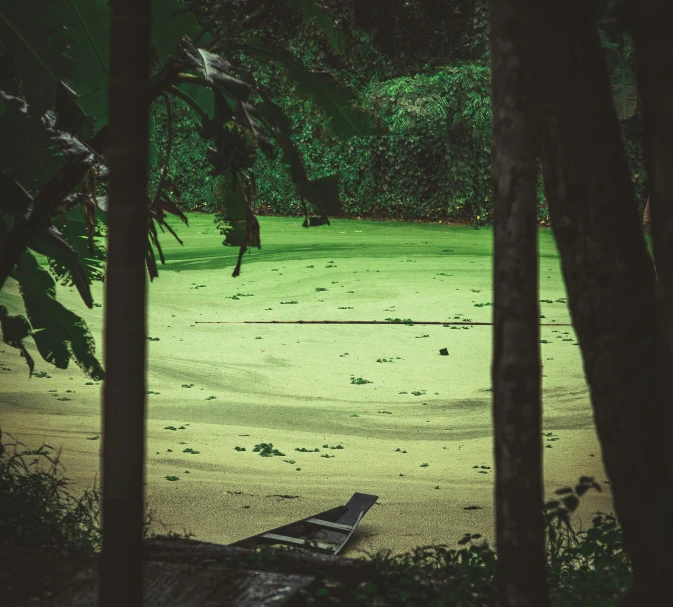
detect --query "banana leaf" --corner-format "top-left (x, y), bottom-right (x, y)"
top-left (177, 36), bottom-right (252, 100)
top-left (243, 36), bottom-right (385, 139)
top-left (0, 0), bottom-right (74, 114)
top-left (1, 0), bottom-right (210, 129)
top-left (0, 170), bottom-right (34, 218)
top-left (0, 94), bottom-right (63, 193)
top-left (0, 304), bottom-right (35, 376)
top-left (611, 65), bottom-right (638, 120)
top-left (13, 250), bottom-right (104, 380)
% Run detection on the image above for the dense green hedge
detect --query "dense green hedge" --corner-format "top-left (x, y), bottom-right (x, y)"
top-left (149, 62), bottom-right (646, 227)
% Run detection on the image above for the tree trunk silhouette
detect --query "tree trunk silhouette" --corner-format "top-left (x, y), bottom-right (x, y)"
top-left (528, 1), bottom-right (673, 604)
top-left (624, 1), bottom-right (673, 602)
top-left (100, 1), bottom-right (151, 606)
top-left (627, 0), bottom-right (673, 367)
top-left (490, 2), bottom-right (549, 605)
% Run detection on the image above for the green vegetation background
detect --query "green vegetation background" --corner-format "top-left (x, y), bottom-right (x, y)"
top-left (149, 20), bottom-right (647, 229)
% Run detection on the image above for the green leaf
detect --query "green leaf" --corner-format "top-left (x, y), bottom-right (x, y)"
top-left (177, 36), bottom-right (252, 100)
top-left (151, 1), bottom-right (209, 67)
top-left (0, 215), bottom-right (9, 258)
top-left (0, 170), bottom-right (34, 217)
top-left (1, 0), bottom-right (211, 130)
top-left (13, 250), bottom-right (105, 380)
top-left (215, 173), bottom-right (248, 247)
top-left (0, 94), bottom-right (63, 192)
top-left (243, 37), bottom-right (384, 139)
top-left (255, 93), bottom-right (306, 179)
top-left (0, 0), bottom-right (73, 114)
top-left (53, 81), bottom-right (90, 138)
top-left (28, 217), bottom-right (95, 309)
top-left (0, 304), bottom-right (35, 376)
top-left (611, 65), bottom-right (638, 120)
top-left (0, 89), bottom-right (100, 193)
top-left (234, 101), bottom-right (273, 155)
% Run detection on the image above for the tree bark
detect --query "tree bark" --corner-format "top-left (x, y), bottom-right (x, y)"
top-left (100, 2), bottom-right (151, 606)
top-left (623, 2), bottom-right (673, 602)
top-left (626, 0), bottom-right (673, 394)
top-left (528, 2), bottom-right (673, 604)
top-left (490, 2), bottom-right (549, 605)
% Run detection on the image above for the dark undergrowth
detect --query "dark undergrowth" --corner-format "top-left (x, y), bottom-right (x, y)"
top-left (0, 430), bottom-right (632, 606)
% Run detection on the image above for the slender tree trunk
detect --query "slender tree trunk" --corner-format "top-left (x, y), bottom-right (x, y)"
top-left (490, 2), bottom-right (549, 605)
top-left (528, 2), bottom-right (673, 604)
top-left (100, 1), bottom-right (151, 606)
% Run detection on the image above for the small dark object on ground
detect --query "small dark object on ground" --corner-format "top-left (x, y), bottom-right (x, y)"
top-left (439, 348), bottom-right (449, 356)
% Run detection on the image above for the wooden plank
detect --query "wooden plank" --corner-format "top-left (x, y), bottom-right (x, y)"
top-left (305, 518), bottom-right (354, 532)
top-left (333, 511), bottom-right (364, 556)
top-left (260, 533), bottom-right (335, 551)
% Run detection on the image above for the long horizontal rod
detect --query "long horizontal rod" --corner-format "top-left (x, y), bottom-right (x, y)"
top-left (194, 320), bottom-right (574, 327)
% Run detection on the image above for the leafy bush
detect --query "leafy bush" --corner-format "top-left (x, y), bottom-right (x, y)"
top-left (0, 429), bottom-right (156, 555)
top-left (0, 432), bottom-right (103, 554)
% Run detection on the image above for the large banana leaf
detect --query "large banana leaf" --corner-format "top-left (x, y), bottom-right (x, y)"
top-left (0, 95), bottom-right (63, 193)
top-left (0, 304), bottom-right (36, 376)
top-left (254, 92), bottom-right (341, 221)
top-left (0, 0), bottom-right (73, 114)
top-left (177, 36), bottom-right (252, 100)
top-left (28, 223), bottom-right (95, 309)
top-left (0, 0), bottom-right (207, 128)
top-left (0, 90), bottom-right (106, 295)
top-left (0, 170), bottom-right (34, 218)
top-left (243, 36), bottom-right (385, 139)
top-left (599, 29), bottom-right (638, 121)
top-left (611, 64), bottom-right (638, 120)
top-left (153, 3), bottom-right (215, 118)
top-left (13, 250), bottom-right (104, 380)
top-left (29, 204), bottom-right (105, 303)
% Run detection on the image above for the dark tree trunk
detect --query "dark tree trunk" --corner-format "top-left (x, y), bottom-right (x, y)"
top-left (623, 0), bottom-right (673, 602)
top-left (100, 1), bottom-right (151, 606)
top-left (528, 2), bottom-right (673, 604)
top-left (490, 2), bottom-right (549, 605)
top-left (627, 0), bottom-right (673, 387)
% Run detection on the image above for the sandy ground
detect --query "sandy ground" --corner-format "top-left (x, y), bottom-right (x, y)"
top-left (0, 217), bottom-right (614, 559)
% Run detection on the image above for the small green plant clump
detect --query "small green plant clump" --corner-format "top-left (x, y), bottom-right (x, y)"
top-left (351, 376), bottom-right (373, 385)
top-left (252, 443), bottom-right (285, 457)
